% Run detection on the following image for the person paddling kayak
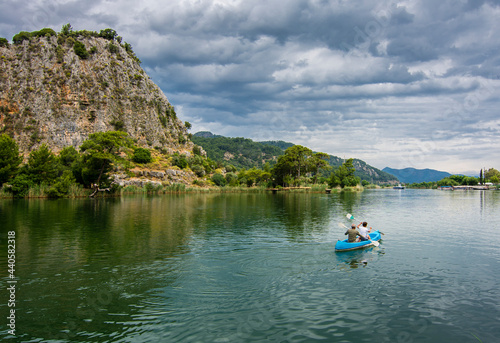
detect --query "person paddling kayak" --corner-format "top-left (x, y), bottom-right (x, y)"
top-left (357, 222), bottom-right (372, 242)
top-left (345, 224), bottom-right (362, 243)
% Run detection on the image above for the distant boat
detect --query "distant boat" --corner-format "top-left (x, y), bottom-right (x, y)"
top-left (471, 185), bottom-right (489, 190)
top-left (393, 184), bottom-right (405, 189)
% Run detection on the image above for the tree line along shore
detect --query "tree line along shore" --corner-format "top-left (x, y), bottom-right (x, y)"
top-left (0, 131), bottom-right (373, 199)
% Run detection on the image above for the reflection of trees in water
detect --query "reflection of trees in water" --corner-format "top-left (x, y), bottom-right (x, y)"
top-left (263, 191), bottom-right (366, 240)
top-left (338, 191), bottom-right (363, 218)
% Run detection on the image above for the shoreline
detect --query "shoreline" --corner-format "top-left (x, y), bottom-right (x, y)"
top-left (0, 183), bottom-right (371, 199)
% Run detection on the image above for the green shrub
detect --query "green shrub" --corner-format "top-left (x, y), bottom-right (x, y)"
top-left (193, 179), bottom-right (206, 187)
top-left (56, 45), bottom-right (65, 63)
top-left (66, 37), bottom-right (75, 47)
top-left (110, 119), bottom-right (125, 131)
top-left (225, 172), bottom-right (238, 186)
top-left (211, 173), bottom-right (226, 187)
top-left (159, 116), bottom-right (168, 128)
top-left (73, 41), bottom-right (89, 59)
top-left (132, 148), bottom-right (152, 164)
top-left (8, 174), bottom-right (34, 197)
top-left (27, 144), bottom-right (60, 185)
top-left (12, 31), bottom-right (31, 44)
top-left (61, 23), bottom-right (73, 36)
top-left (100, 28), bottom-right (117, 40)
top-left (31, 28), bottom-right (57, 38)
top-left (58, 146), bottom-right (79, 167)
top-left (193, 145), bottom-right (202, 156)
top-left (123, 42), bottom-right (133, 53)
top-left (107, 43), bottom-right (119, 54)
top-left (0, 38), bottom-right (8, 48)
top-left (0, 134), bottom-right (23, 186)
top-left (172, 155), bottom-right (188, 169)
top-left (144, 182), bottom-right (155, 193)
top-left (191, 165), bottom-right (205, 177)
top-left (47, 170), bottom-right (76, 198)
top-left (225, 164), bottom-right (237, 173)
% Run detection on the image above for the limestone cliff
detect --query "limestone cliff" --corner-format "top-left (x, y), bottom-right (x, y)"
top-left (0, 29), bottom-right (192, 155)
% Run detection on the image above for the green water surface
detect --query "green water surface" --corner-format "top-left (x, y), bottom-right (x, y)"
top-left (1, 190), bottom-right (499, 342)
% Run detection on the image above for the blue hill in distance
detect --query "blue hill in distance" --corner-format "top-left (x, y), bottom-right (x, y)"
top-left (383, 167), bottom-right (452, 183)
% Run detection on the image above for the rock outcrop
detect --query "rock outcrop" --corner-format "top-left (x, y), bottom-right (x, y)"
top-left (0, 29), bottom-right (192, 155)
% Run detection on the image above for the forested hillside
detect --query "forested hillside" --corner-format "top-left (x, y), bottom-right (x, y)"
top-left (192, 133), bottom-right (283, 169)
top-left (193, 132), bottom-right (398, 184)
top-left (383, 167), bottom-right (452, 183)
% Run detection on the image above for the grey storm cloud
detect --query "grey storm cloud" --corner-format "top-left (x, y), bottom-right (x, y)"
top-left (1, 0), bottom-right (500, 174)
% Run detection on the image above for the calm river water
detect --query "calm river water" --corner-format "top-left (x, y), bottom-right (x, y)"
top-left (1, 190), bottom-right (499, 342)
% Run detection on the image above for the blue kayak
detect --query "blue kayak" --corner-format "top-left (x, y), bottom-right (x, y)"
top-left (335, 230), bottom-right (382, 252)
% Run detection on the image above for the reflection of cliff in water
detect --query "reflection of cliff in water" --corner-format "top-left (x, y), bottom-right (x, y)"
top-left (1, 197), bottom-right (196, 341)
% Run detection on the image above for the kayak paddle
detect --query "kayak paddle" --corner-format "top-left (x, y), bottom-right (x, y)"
top-left (346, 213), bottom-right (384, 235)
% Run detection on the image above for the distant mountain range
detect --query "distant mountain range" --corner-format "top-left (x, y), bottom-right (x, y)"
top-left (193, 132), bottom-right (398, 184)
top-left (382, 167), bottom-right (452, 183)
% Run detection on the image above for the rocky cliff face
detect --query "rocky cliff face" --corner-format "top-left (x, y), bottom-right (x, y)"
top-left (0, 31), bottom-right (192, 155)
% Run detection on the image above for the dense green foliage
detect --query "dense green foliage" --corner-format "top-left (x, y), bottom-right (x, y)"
top-left (25, 144), bottom-right (60, 184)
top-left (99, 28), bottom-right (118, 40)
top-left (73, 40), bottom-right (89, 59)
top-left (8, 144), bottom-right (74, 197)
top-left (12, 31), bottom-right (31, 44)
top-left (259, 140), bottom-right (295, 150)
top-left (188, 154), bottom-right (215, 176)
top-left (12, 28), bottom-right (56, 44)
top-left (78, 131), bottom-right (132, 187)
top-left (272, 145), bottom-right (330, 186)
top-left (211, 173), bottom-right (226, 187)
top-left (241, 167), bottom-right (272, 187)
top-left (407, 174), bottom-right (482, 188)
top-left (0, 38), bottom-right (8, 47)
top-left (328, 158), bottom-right (361, 188)
top-left (31, 28), bottom-right (57, 38)
top-left (107, 43), bottom-right (119, 54)
top-left (191, 135), bottom-right (284, 170)
top-left (0, 134), bottom-right (23, 185)
top-left (172, 154), bottom-right (188, 169)
top-left (1, 132), bottom-right (137, 197)
top-left (485, 168), bottom-right (499, 184)
top-left (132, 148), bottom-right (152, 164)
top-left (438, 175), bottom-right (478, 186)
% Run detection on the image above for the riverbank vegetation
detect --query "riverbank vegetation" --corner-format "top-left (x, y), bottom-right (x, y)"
top-left (406, 169), bottom-right (499, 189)
top-left (0, 131), bottom-right (363, 198)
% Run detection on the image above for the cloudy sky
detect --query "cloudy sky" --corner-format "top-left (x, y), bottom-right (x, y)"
top-left (2, 0), bottom-right (500, 174)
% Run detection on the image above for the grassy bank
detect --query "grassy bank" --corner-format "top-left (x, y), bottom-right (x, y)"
top-left (0, 182), bottom-right (366, 199)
